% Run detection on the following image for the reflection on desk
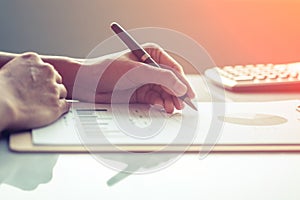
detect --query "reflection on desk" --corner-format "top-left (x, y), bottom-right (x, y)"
top-left (0, 139), bottom-right (58, 191)
top-left (0, 136), bottom-right (179, 188)
top-left (102, 153), bottom-right (177, 186)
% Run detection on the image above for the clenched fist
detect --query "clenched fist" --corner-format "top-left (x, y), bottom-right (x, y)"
top-left (0, 52), bottom-right (69, 132)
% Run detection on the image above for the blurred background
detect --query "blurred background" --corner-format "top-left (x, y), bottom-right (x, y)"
top-left (0, 0), bottom-right (299, 73)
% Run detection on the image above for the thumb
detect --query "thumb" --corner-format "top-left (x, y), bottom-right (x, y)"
top-left (58, 99), bottom-right (71, 115)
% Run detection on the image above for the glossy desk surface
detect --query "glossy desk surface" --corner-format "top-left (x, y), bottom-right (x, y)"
top-left (1, 75), bottom-right (300, 200)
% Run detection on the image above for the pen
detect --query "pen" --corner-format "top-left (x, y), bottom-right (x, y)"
top-left (110, 22), bottom-right (198, 111)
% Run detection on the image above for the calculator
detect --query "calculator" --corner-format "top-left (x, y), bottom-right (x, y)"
top-left (204, 62), bottom-right (300, 91)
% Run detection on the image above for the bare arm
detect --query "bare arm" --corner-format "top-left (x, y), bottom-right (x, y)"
top-left (0, 52), bottom-right (81, 98)
top-left (0, 45), bottom-right (196, 114)
top-left (43, 43), bottom-right (195, 113)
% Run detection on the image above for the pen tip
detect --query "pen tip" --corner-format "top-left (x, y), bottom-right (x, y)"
top-left (184, 98), bottom-right (198, 111)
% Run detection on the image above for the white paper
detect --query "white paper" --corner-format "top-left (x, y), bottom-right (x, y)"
top-left (32, 100), bottom-right (300, 145)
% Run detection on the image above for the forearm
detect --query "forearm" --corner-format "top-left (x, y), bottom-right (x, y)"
top-left (41, 55), bottom-right (113, 98)
top-left (0, 51), bottom-right (82, 97)
top-left (0, 51), bottom-right (82, 72)
top-left (0, 51), bottom-right (111, 100)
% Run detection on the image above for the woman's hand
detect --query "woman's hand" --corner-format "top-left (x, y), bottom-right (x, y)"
top-left (75, 43), bottom-right (195, 113)
top-left (44, 43), bottom-right (196, 113)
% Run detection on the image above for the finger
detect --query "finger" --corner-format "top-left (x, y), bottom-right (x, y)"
top-left (57, 84), bottom-right (68, 99)
top-left (152, 85), bottom-right (184, 110)
top-left (161, 92), bottom-right (175, 113)
top-left (145, 90), bottom-right (164, 107)
top-left (54, 71), bottom-right (63, 84)
top-left (152, 84), bottom-right (179, 102)
top-left (57, 99), bottom-right (71, 115)
top-left (21, 52), bottom-right (43, 63)
top-left (40, 63), bottom-right (57, 80)
top-left (140, 44), bottom-right (196, 99)
top-left (172, 95), bottom-right (184, 110)
top-left (163, 66), bottom-right (196, 99)
top-left (135, 64), bottom-right (187, 97)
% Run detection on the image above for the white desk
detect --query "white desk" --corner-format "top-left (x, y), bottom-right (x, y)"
top-left (1, 75), bottom-right (300, 200)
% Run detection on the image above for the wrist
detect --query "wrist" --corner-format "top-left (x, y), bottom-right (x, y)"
top-left (42, 56), bottom-right (82, 98)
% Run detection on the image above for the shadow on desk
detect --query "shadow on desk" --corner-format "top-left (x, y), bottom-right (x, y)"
top-left (0, 137), bottom-right (58, 191)
top-left (102, 153), bottom-right (178, 187)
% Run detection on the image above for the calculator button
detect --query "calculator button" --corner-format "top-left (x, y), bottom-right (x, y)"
top-left (234, 75), bottom-right (254, 81)
top-left (255, 64), bottom-right (265, 68)
top-left (273, 64), bottom-right (287, 71)
top-left (287, 62), bottom-right (300, 70)
top-left (223, 66), bottom-right (234, 71)
top-left (266, 64), bottom-right (273, 67)
top-left (279, 73), bottom-right (289, 79)
top-left (234, 65), bottom-right (244, 70)
top-left (267, 74), bottom-right (278, 79)
top-left (245, 64), bottom-right (255, 69)
top-left (232, 71), bottom-right (241, 76)
top-left (223, 73), bottom-right (234, 79)
top-left (255, 75), bottom-right (267, 80)
top-left (290, 72), bottom-right (298, 78)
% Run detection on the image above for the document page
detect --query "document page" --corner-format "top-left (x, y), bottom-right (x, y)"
top-left (32, 103), bottom-right (201, 145)
top-left (32, 100), bottom-right (300, 145)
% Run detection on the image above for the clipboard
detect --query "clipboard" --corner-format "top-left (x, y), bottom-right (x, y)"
top-left (9, 100), bottom-right (300, 153)
top-left (9, 131), bottom-right (300, 153)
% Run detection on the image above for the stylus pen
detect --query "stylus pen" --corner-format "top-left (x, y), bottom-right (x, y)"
top-left (110, 22), bottom-right (198, 111)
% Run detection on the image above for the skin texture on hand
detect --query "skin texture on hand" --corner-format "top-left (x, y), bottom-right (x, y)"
top-left (0, 52), bottom-right (69, 132)
top-left (63, 43), bottom-right (196, 113)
